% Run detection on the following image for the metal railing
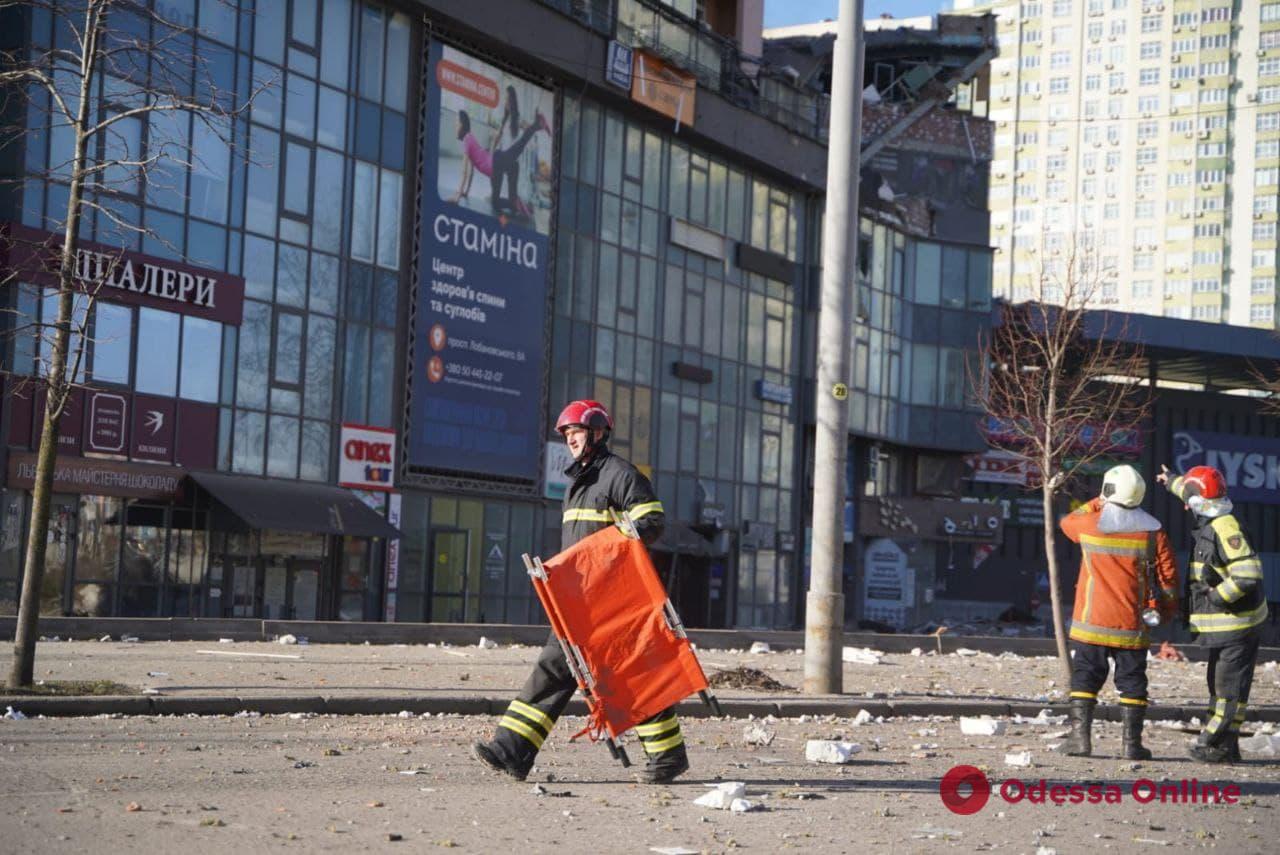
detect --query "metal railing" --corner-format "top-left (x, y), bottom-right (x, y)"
top-left (536, 0), bottom-right (830, 141)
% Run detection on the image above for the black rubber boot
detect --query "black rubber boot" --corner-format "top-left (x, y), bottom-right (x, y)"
top-left (635, 743), bottom-right (689, 784)
top-left (1226, 733), bottom-right (1243, 763)
top-left (472, 740), bottom-right (533, 781)
top-left (1056, 698), bottom-right (1094, 757)
top-left (1121, 705), bottom-right (1153, 761)
top-left (1188, 733), bottom-right (1233, 764)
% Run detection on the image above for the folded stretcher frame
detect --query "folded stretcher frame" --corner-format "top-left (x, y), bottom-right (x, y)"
top-left (523, 513), bottom-right (722, 768)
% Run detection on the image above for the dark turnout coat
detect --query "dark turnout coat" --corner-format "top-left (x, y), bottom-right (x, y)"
top-left (560, 448), bottom-right (664, 550)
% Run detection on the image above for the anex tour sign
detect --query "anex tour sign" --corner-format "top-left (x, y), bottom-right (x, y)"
top-left (339, 424), bottom-right (397, 492)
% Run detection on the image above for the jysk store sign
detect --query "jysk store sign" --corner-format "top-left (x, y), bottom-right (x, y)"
top-left (408, 43), bottom-right (554, 481)
top-left (1173, 430), bottom-right (1280, 504)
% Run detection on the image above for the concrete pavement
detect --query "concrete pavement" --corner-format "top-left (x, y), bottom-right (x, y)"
top-left (4, 638), bottom-right (1280, 724)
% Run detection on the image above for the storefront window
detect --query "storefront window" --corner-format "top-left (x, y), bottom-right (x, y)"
top-left (118, 502), bottom-right (167, 616)
top-left (75, 496), bottom-right (121, 583)
top-left (0, 491), bottom-right (24, 615)
top-left (42, 497), bottom-right (76, 616)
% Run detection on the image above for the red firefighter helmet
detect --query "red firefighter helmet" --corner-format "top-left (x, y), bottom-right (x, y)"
top-left (1182, 465), bottom-right (1227, 500)
top-left (555, 399), bottom-right (613, 437)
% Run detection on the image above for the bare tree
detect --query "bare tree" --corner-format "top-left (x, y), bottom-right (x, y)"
top-left (1, 0), bottom-right (263, 687)
top-left (971, 239), bottom-right (1151, 683)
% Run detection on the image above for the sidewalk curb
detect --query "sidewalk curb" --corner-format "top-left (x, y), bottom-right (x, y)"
top-left (5, 694), bottom-right (1279, 723)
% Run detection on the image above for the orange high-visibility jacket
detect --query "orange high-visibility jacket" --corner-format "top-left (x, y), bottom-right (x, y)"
top-left (1059, 497), bottom-right (1179, 649)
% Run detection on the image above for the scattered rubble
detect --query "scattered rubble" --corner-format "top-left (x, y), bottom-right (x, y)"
top-left (805, 740), bottom-right (861, 764)
top-left (477, 637), bottom-right (498, 650)
top-left (4, 706), bottom-right (27, 721)
top-left (841, 647), bottom-right (883, 665)
top-left (1240, 732), bottom-right (1280, 757)
top-left (1013, 709), bottom-right (1067, 726)
top-left (694, 782), bottom-right (747, 810)
top-left (742, 724), bottom-right (775, 746)
top-left (852, 709), bottom-right (874, 726)
top-left (960, 717), bottom-right (1007, 736)
top-left (1004, 751), bottom-right (1033, 767)
top-left (749, 641), bottom-right (772, 654)
top-left (278, 634), bottom-right (298, 645)
top-left (707, 667), bottom-right (791, 691)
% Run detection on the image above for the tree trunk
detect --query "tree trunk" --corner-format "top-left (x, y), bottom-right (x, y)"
top-left (1041, 482), bottom-right (1072, 687)
top-left (7, 6), bottom-right (99, 688)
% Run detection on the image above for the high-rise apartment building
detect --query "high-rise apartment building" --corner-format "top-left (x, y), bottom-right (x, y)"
top-left (954, 0), bottom-right (1278, 327)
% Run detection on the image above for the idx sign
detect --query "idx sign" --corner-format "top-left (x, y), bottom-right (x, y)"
top-left (339, 424), bottom-right (397, 492)
top-left (1173, 430), bottom-right (1280, 504)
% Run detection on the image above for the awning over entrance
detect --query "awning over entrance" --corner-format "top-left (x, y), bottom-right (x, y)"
top-left (189, 471), bottom-right (401, 539)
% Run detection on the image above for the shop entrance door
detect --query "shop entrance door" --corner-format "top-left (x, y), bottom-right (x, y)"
top-left (429, 529), bottom-right (469, 622)
top-left (290, 559), bottom-right (321, 621)
top-left (228, 559), bottom-right (260, 617)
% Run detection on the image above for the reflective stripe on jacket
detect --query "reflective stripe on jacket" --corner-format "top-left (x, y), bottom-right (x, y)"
top-left (1166, 477), bottom-right (1268, 645)
top-left (1060, 497), bottom-right (1179, 649)
top-left (560, 448), bottom-right (664, 551)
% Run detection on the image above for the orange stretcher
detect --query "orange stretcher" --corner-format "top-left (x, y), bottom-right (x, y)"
top-left (522, 515), bottom-right (722, 768)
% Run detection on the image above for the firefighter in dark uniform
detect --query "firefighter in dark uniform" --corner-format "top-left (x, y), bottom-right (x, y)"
top-left (472, 399), bottom-right (689, 783)
top-left (1159, 464), bottom-right (1268, 763)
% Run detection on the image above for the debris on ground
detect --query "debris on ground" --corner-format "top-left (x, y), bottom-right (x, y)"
top-left (960, 716), bottom-right (1007, 736)
top-left (1154, 641), bottom-right (1186, 662)
top-left (749, 641), bottom-right (772, 654)
top-left (805, 740), bottom-right (861, 764)
top-left (707, 667), bottom-right (791, 692)
top-left (955, 648), bottom-right (980, 657)
top-left (913, 825), bottom-right (963, 840)
top-left (1013, 709), bottom-right (1067, 726)
top-left (477, 637), bottom-right (498, 650)
top-left (4, 706), bottom-right (27, 720)
top-left (852, 709), bottom-right (874, 726)
top-left (841, 647), bottom-right (883, 665)
top-left (1240, 732), bottom-right (1280, 757)
top-left (120, 635), bottom-right (140, 643)
top-left (742, 724), bottom-right (775, 746)
top-left (694, 781), bottom-right (747, 810)
top-left (1005, 751), bottom-right (1033, 767)
top-left (650, 848), bottom-right (699, 855)
top-left (277, 634), bottom-right (298, 645)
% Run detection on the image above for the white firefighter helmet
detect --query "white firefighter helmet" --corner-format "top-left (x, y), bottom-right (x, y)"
top-left (1101, 464), bottom-right (1145, 509)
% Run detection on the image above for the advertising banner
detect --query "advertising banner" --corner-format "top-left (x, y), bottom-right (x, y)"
top-left (409, 42), bottom-right (555, 480)
top-left (1173, 429), bottom-right (1280, 504)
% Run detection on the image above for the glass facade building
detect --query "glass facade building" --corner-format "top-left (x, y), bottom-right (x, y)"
top-left (1, 0), bottom-right (992, 630)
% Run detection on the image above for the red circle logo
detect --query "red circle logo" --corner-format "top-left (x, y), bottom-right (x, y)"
top-left (939, 765), bottom-right (990, 815)
top-left (426, 357), bottom-right (444, 383)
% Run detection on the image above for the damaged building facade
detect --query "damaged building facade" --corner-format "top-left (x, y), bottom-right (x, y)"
top-left (1, 1), bottom-right (1004, 631)
top-left (766, 14), bottom-right (1004, 631)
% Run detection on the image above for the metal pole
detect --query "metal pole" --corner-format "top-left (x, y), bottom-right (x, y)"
top-left (804, 0), bottom-right (864, 695)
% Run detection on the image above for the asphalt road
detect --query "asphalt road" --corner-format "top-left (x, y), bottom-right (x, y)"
top-left (2, 711), bottom-right (1278, 853)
